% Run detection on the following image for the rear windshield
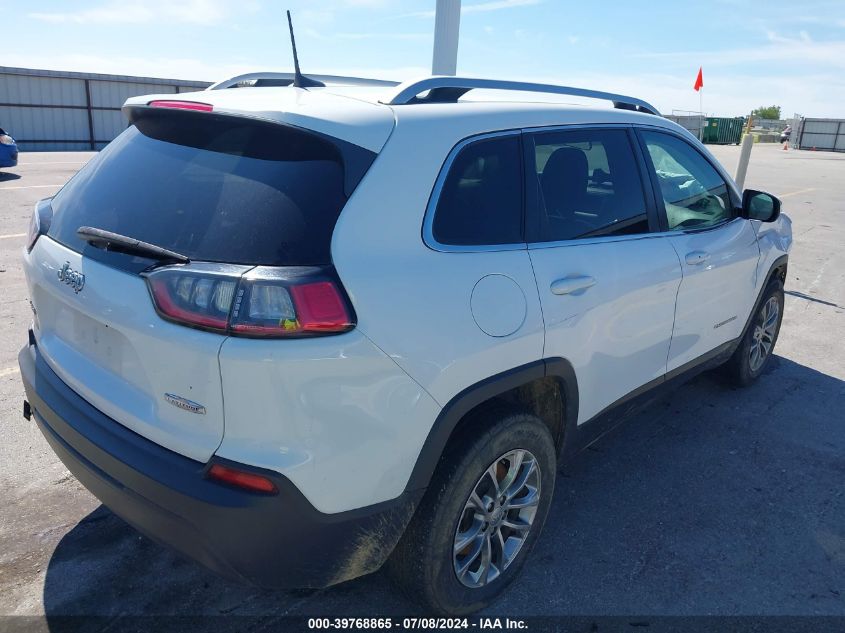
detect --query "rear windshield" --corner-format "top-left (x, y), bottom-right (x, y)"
top-left (47, 108), bottom-right (375, 267)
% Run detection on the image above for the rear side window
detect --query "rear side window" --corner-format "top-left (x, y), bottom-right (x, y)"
top-left (431, 134), bottom-right (523, 246)
top-left (527, 128), bottom-right (649, 242)
top-left (48, 109), bottom-right (375, 267)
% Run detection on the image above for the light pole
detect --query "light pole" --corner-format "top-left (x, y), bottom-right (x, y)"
top-left (432, 0), bottom-right (461, 76)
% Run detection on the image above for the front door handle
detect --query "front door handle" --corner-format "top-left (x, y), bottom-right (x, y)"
top-left (550, 275), bottom-right (596, 296)
top-left (685, 250), bottom-right (711, 266)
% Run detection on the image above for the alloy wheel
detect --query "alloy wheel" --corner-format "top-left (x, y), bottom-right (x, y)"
top-left (452, 449), bottom-right (541, 588)
top-left (749, 296), bottom-right (779, 372)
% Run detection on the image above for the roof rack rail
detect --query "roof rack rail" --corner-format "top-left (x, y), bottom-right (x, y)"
top-left (382, 76), bottom-right (659, 115)
top-left (208, 72), bottom-right (399, 91)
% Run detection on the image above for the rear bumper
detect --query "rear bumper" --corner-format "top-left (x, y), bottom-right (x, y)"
top-left (19, 340), bottom-right (421, 588)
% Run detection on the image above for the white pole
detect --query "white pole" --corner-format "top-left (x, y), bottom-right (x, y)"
top-left (699, 88), bottom-right (703, 141)
top-left (735, 133), bottom-right (754, 191)
top-left (432, 0), bottom-right (461, 76)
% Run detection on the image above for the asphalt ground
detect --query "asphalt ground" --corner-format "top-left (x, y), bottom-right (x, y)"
top-left (0, 145), bottom-right (843, 629)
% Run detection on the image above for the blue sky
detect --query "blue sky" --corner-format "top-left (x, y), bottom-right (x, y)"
top-left (2, 0), bottom-right (844, 116)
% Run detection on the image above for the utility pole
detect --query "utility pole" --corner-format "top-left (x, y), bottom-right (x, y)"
top-left (432, 0), bottom-right (461, 75)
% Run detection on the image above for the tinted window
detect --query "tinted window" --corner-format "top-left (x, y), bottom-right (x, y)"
top-left (529, 128), bottom-right (649, 242)
top-left (48, 109), bottom-right (375, 267)
top-left (432, 135), bottom-right (522, 245)
top-left (640, 130), bottom-right (732, 230)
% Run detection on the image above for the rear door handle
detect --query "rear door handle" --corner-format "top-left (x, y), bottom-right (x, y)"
top-left (685, 250), bottom-right (711, 265)
top-left (550, 275), bottom-right (596, 296)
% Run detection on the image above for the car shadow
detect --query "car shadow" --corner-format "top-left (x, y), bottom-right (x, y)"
top-left (0, 171), bottom-right (21, 182)
top-left (42, 356), bottom-right (845, 627)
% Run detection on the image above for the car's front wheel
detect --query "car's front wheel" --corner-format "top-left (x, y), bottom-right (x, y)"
top-left (724, 278), bottom-right (784, 386)
top-left (389, 406), bottom-right (556, 615)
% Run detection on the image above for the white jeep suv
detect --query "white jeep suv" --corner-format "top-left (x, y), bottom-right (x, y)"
top-left (19, 74), bottom-right (792, 614)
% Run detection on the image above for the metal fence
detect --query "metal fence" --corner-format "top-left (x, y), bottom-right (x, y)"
top-left (796, 118), bottom-right (845, 153)
top-left (750, 118), bottom-right (787, 132)
top-left (0, 66), bottom-right (210, 151)
top-left (664, 112), bottom-right (745, 145)
top-left (665, 111), bottom-right (705, 139)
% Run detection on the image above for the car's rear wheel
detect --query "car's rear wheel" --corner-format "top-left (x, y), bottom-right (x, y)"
top-left (724, 278), bottom-right (784, 386)
top-left (389, 406), bottom-right (555, 615)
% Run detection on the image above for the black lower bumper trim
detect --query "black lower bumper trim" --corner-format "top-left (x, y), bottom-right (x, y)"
top-left (19, 343), bottom-right (421, 588)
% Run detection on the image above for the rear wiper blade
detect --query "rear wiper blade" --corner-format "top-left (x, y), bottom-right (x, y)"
top-left (77, 226), bottom-right (190, 264)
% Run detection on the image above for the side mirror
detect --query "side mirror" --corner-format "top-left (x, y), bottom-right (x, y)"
top-left (741, 190), bottom-right (781, 223)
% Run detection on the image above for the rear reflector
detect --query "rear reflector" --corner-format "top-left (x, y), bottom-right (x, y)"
top-left (207, 463), bottom-right (277, 494)
top-left (148, 100), bottom-right (213, 112)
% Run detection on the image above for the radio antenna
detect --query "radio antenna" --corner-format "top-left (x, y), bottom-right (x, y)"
top-left (287, 10), bottom-right (324, 88)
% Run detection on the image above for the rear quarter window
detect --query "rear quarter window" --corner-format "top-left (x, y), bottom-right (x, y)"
top-left (431, 134), bottom-right (523, 246)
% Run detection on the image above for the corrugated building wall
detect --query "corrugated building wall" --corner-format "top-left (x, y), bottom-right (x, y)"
top-left (0, 66), bottom-right (210, 151)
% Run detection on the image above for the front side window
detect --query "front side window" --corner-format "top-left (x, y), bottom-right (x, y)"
top-left (640, 130), bottom-right (733, 231)
top-left (431, 134), bottom-right (523, 246)
top-left (528, 128), bottom-right (650, 242)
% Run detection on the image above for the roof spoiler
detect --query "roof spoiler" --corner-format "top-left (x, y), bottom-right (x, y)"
top-left (208, 72), bottom-right (399, 91)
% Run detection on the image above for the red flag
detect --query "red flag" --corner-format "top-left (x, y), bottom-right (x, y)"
top-left (694, 67), bottom-right (704, 92)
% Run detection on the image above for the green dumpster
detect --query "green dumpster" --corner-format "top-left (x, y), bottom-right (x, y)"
top-left (701, 117), bottom-right (745, 145)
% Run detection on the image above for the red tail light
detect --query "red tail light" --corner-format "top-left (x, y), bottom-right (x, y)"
top-left (290, 282), bottom-right (351, 332)
top-left (207, 463), bottom-right (277, 494)
top-left (144, 265), bottom-right (355, 338)
top-left (148, 100), bottom-right (213, 112)
top-left (26, 205), bottom-right (43, 253)
top-left (147, 274), bottom-right (232, 331)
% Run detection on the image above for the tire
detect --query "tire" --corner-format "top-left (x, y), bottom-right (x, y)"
top-left (723, 278), bottom-right (784, 386)
top-left (388, 405), bottom-right (556, 615)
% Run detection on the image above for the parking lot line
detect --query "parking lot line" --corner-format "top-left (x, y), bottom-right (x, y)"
top-left (0, 233), bottom-right (26, 239)
top-left (0, 184), bottom-right (65, 190)
top-left (0, 367), bottom-right (20, 378)
top-left (778, 187), bottom-right (815, 198)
